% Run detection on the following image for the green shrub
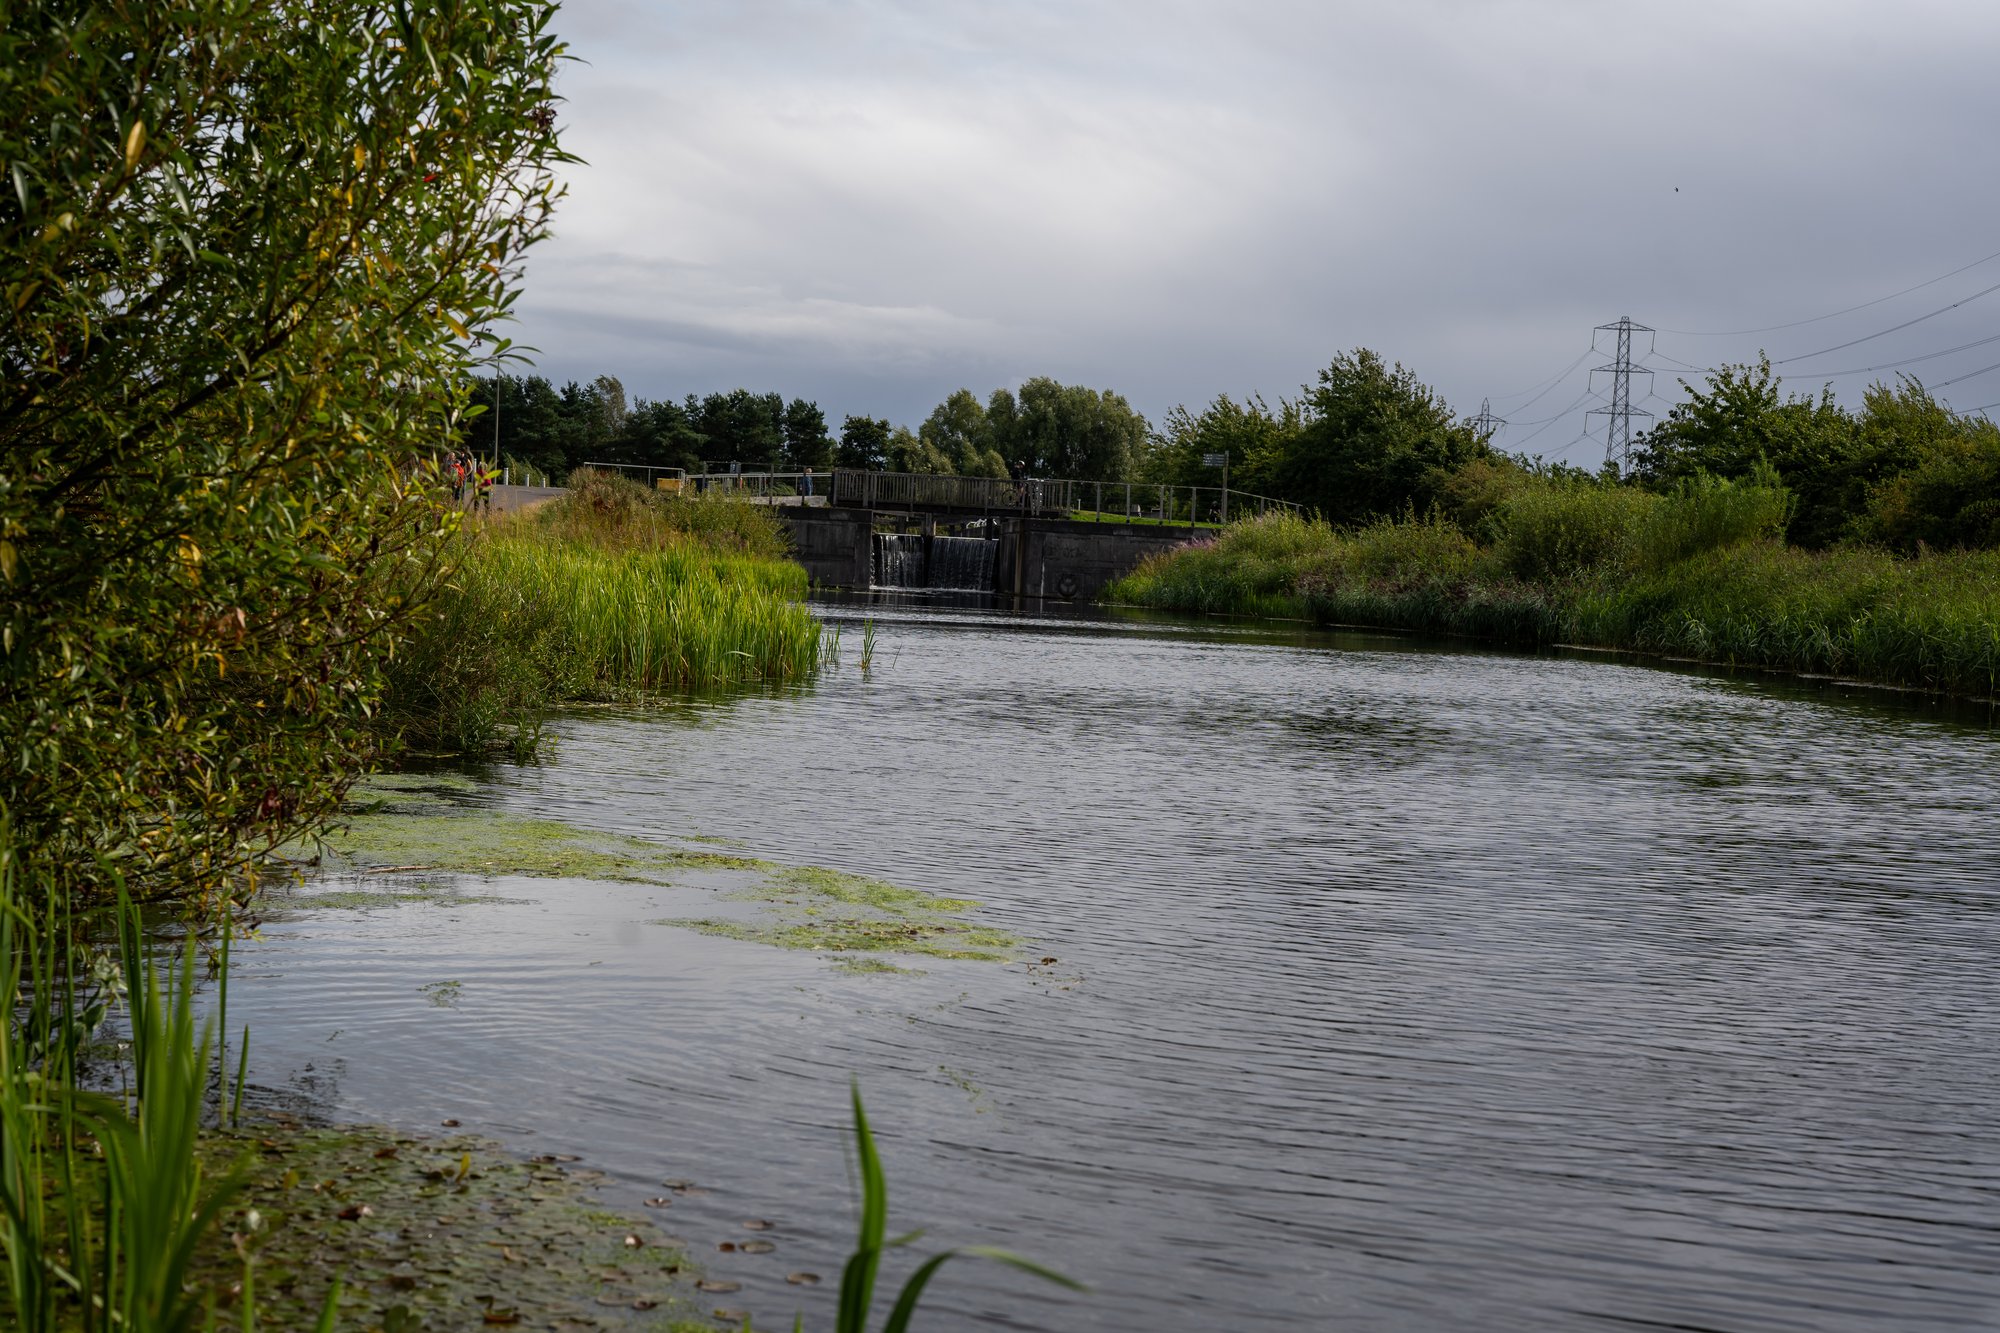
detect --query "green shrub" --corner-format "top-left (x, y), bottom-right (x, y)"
top-left (1492, 480), bottom-right (1658, 581)
top-left (1863, 431), bottom-right (2000, 552)
top-left (0, 0), bottom-right (566, 910)
top-left (1341, 514), bottom-right (1480, 583)
top-left (1112, 491), bottom-right (2000, 696)
top-left (1577, 543), bottom-right (2000, 695)
top-left (1106, 511), bottom-right (1335, 618)
top-left (1633, 468), bottom-right (1792, 570)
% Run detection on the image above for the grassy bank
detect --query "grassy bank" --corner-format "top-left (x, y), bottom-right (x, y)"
top-left (381, 472), bottom-right (823, 755)
top-left (1106, 482), bottom-right (2000, 698)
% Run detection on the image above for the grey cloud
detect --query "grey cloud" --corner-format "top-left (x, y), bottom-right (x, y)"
top-left (511, 0), bottom-right (2000, 461)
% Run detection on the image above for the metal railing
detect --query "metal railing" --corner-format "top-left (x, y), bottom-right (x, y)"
top-left (580, 462), bottom-right (690, 489)
top-left (829, 469), bottom-right (1299, 528)
top-left (686, 470), bottom-right (823, 502)
top-left (577, 463), bottom-right (1301, 526)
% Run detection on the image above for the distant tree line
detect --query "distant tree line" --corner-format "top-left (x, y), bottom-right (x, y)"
top-left (467, 374), bottom-right (835, 481)
top-left (471, 351), bottom-right (1997, 551)
top-left (1141, 349), bottom-right (1999, 551)
top-left (463, 373), bottom-right (1151, 486)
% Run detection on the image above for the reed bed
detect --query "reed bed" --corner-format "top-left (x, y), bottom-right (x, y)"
top-left (381, 478), bottom-right (822, 755)
top-left (1576, 543), bottom-right (2000, 696)
top-left (1108, 495), bottom-right (2000, 698)
top-left (472, 537), bottom-right (817, 689)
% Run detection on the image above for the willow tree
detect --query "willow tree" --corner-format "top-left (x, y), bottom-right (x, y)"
top-left (0, 0), bottom-right (568, 909)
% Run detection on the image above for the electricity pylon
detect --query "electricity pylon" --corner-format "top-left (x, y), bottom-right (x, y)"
top-left (1587, 316), bottom-right (1654, 474)
top-left (1470, 398), bottom-right (1505, 442)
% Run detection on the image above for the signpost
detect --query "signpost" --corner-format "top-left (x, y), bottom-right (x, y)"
top-left (1202, 451), bottom-right (1228, 523)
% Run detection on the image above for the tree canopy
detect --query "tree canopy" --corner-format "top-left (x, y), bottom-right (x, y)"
top-left (1632, 358), bottom-right (2000, 549)
top-left (1273, 350), bottom-right (1489, 523)
top-left (470, 376), bottom-right (833, 478)
top-left (995, 378), bottom-right (1148, 481)
top-left (1, 0), bottom-right (566, 905)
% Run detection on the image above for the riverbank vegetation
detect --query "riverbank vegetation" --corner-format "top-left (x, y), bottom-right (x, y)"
top-left (0, 0), bottom-right (579, 1325)
top-left (1109, 467), bottom-right (2000, 696)
top-left (1, 0), bottom-right (567, 914)
top-left (380, 471), bottom-right (822, 757)
top-left (1113, 347), bottom-right (1999, 696)
top-left (7, 0), bottom-right (1990, 1320)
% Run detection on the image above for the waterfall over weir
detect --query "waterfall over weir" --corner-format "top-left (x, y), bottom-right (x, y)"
top-left (929, 535), bottom-right (997, 591)
top-left (871, 532), bottom-right (997, 591)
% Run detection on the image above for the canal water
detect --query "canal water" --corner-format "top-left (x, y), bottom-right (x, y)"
top-left (230, 603), bottom-right (2000, 1331)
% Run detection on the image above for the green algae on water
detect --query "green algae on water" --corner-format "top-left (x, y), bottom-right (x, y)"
top-left (657, 862), bottom-right (1021, 964)
top-left (755, 864), bottom-right (979, 914)
top-left (319, 774), bottom-right (1023, 968)
top-left (270, 881), bottom-right (525, 912)
top-left (317, 776), bottom-right (774, 884)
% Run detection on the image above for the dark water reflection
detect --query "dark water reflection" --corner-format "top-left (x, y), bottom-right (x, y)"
top-left (232, 605), bottom-right (2000, 1331)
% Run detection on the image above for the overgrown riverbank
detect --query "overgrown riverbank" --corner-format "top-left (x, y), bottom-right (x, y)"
top-left (1107, 477), bottom-right (2000, 698)
top-left (381, 471), bottom-right (824, 757)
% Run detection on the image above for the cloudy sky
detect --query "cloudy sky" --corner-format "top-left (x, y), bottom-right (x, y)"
top-left (508, 0), bottom-right (2000, 465)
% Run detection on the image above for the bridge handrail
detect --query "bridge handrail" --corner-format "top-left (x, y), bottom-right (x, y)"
top-left (830, 468), bottom-right (1301, 526)
top-left (580, 462), bottom-right (1302, 525)
top-left (579, 461), bottom-right (688, 486)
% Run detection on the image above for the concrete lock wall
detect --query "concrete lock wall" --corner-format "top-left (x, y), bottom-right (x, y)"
top-left (781, 508), bottom-right (1194, 599)
top-left (780, 507), bottom-right (874, 589)
top-left (1003, 520), bottom-right (1193, 602)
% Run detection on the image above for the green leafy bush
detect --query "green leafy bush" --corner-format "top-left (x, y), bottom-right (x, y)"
top-left (1111, 487), bottom-right (2000, 695)
top-left (1491, 480), bottom-right (1657, 581)
top-left (1106, 512), bottom-right (1336, 618)
top-left (1632, 468), bottom-right (1792, 571)
top-left (0, 0), bottom-right (567, 909)
top-left (1864, 430), bottom-right (2000, 552)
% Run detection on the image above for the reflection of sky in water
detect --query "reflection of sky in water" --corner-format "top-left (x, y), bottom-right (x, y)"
top-left (229, 607), bottom-right (2000, 1332)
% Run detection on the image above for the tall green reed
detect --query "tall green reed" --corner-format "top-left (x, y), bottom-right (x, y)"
top-left (0, 816), bottom-right (325, 1331)
top-left (824, 1085), bottom-right (1081, 1333)
top-left (384, 490), bottom-right (822, 756)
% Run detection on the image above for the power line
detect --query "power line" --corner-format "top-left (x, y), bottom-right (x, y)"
top-left (1544, 429), bottom-right (1596, 466)
top-left (1932, 356), bottom-right (2000, 389)
top-left (1490, 347), bottom-right (1595, 403)
top-left (1508, 385), bottom-right (1600, 428)
top-left (1642, 334), bottom-right (2000, 385)
top-left (1805, 329), bottom-right (2000, 378)
top-left (1774, 278), bottom-right (2000, 365)
top-left (1643, 350), bottom-right (1714, 375)
top-left (1504, 361), bottom-right (1592, 418)
top-left (1659, 244), bottom-right (2000, 337)
top-left (1507, 386), bottom-right (1600, 446)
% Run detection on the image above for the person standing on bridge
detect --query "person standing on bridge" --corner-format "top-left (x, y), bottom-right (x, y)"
top-left (803, 465), bottom-right (814, 499)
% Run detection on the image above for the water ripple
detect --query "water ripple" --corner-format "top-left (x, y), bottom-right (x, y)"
top-left (229, 608), bottom-right (2000, 1331)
